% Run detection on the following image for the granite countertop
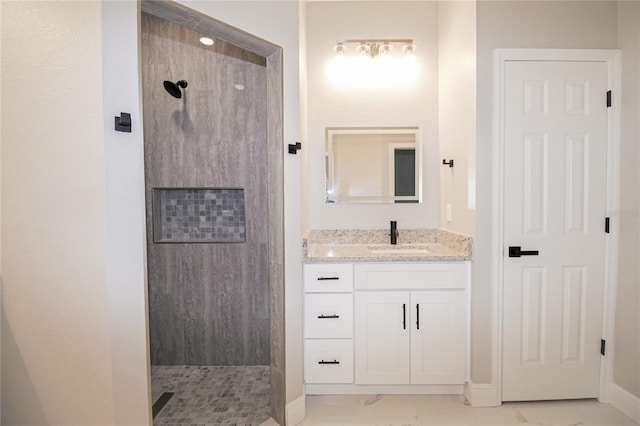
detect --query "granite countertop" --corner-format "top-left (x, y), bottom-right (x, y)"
top-left (303, 228), bottom-right (473, 263)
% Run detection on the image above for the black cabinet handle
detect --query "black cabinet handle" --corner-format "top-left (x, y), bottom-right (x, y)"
top-left (317, 314), bottom-right (339, 319)
top-left (318, 360), bottom-right (340, 365)
top-left (317, 276), bottom-right (339, 281)
top-left (508, 246), bottom-right (539, 258)
top-left (402, 303), bottom-right (406, 330)
top-left (416, 304), bottom-right (420, 330)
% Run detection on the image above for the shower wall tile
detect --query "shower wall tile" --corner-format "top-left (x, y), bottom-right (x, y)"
top-left (266, 51), bottom-right (286, 426)
top-left (270, 366), bottom-right (286, 426)
top-left (141, 0), bottom-right (203, 32)
top-left (142, 13), bottom-right (272, 367)
top-left (267, 52), bottom-right (284, 154)
top-left (266, 52), bottom-right (285, 267)
top-left (154, 188), bottom-right (246, 243)
top-left (268, 261), bottom-right (284, 371)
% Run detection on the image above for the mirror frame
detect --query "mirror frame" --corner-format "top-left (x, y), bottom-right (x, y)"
top-left (325, 126), bottom-right (422, 204)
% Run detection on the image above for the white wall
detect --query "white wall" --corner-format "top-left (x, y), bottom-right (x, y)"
top-left (102, 2), bottom-right (152, 424)
top-left (474, 0), bottom-right (618, 386)
top-left (1, 1), bottom-right (116, 424)
top-left (614, 0), bottom-right (640, 400)
top-left (300, 0), bottom-right (310, 235)
top-left (306, 1), bottom-right (440, 230)
top-left (438, 0), bottom-right (476, 235)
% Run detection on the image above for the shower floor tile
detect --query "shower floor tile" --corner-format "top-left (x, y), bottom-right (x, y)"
top-left (151, 365), bottom-right (271, 426)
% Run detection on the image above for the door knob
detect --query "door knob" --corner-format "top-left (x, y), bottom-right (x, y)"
top-left (508, 246), bottom-right (539, 257)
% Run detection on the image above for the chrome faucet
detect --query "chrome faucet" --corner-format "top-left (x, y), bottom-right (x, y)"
top-left (390, 220), bottom-right (398, 245)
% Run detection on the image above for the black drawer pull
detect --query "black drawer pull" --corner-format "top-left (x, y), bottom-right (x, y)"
top-left (317, 314), bottom-right (339, 319)
top-left (318, 360), bottom-right (340, 365)
top-left (317, 276), bottom-right (339, 281)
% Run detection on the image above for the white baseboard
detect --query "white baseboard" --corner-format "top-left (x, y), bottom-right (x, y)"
top-left (305, 384), bottom-right (463, 395)
top-left (464, 380), bottom-right (500, 407)
top-left (286, 394), bottom-right (306, 426)
top-left (610, 383), bottom-right (640, 424)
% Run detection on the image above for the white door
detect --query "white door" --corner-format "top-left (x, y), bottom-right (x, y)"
top-left (502, 61), bottom-right (608, 401)
top-left (410, 291), bottom-right (466, 384)
top-left (355, 291), bottom-right (410, 384)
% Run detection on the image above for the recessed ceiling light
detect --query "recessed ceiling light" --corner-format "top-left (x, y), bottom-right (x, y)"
top-left (234, 84), bottom-right (245, 91)
top-left (199, 37), bottom-right (214, 46)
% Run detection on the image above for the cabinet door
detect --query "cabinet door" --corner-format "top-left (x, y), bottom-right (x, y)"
top-left (410, 290), bottom-right (466, 384)
top-left (355, 291), bottom-right (410, 384)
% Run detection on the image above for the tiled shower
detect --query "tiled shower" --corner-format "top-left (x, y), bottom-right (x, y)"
top-left (141, 11), bottom-right (274, 424)
top-left (153, 188), bottom-right (247, 243)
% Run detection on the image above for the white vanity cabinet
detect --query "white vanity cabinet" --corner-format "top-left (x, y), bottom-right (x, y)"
top-left (354, 262), bottom-right (468, 386)
top-left (355, 289), bottom-right (465, 385)
top-left (303, 261), bottom-right (469, 391)
top-left (303, 263), bottom-right (354, 384)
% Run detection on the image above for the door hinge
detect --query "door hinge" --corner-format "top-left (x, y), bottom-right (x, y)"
top-left (607, 90), bottom-right (612, 108)
top-left (601, 339), bottom-right (606, 356)
top-left (605, 217), bottom-right (610, 234)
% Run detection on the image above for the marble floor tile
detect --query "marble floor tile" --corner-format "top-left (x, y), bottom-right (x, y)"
top-left (300, 394), bottom-right (638, 426)
top-left (148, 373), bottom-right (637, 426)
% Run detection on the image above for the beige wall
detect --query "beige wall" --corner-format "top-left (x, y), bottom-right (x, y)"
top-left (474, 1), bottom-right (618, 384)
top-left (614, 0), bottom-right (640, 399)
top-left (1, 1), bottom-right (115, 424)
top-left (306, 1), bottom-right (440, 230)
top-left (438, 0), bottom-right (476, 235)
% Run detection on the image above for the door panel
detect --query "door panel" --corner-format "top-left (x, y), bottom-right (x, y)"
top-left (502, 61), bottom-right (607, 401)
top-left (520, 267), bottom-right (546, 365)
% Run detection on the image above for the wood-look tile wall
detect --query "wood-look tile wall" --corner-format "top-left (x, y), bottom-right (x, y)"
top-left (141, 13), bottom-right (270, 366)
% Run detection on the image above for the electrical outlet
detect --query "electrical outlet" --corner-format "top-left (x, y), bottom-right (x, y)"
top-left (446, 204), bottom-right (452, 222)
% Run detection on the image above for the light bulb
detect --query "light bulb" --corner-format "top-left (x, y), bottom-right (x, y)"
top-left (403, 43), bottom-right (416, 56)
top-left (379, 43), bottom-right (393, 56)
top-left (199, 37), bottom-right (214, 46)
top-left (356, 43), bottom-right (370, 57)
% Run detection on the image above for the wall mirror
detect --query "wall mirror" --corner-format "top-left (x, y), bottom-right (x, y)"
top-left (325, 126), bottom-right (421, 204)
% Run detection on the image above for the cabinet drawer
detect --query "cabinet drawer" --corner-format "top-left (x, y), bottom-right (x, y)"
top-left (304, 339), bottom-right (354, 384)
top-left (355, 262), bottom-right (468, 290)
top-left (304, 263), bottom-right (354, 293)
top-left (304, 294), bottom-right (353, 338)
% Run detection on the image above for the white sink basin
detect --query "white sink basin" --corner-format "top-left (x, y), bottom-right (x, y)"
top-left (368, 248), bottom-right (430, 255)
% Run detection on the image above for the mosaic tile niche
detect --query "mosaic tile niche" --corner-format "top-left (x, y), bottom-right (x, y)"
top-left (153, 188), bottom-right (246, 243)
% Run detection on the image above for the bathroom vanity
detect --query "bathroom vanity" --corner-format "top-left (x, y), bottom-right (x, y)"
top-left (303, 229), bottom-right (472, 394)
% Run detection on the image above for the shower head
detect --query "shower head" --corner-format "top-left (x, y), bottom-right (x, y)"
top-left (163, 80), bottom-right (188, 98)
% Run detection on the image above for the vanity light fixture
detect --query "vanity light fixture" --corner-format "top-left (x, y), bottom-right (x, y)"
top-left (327, 39), bottom-right (418, 88)
top-left (334, 39), bottom-right (415, 59)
